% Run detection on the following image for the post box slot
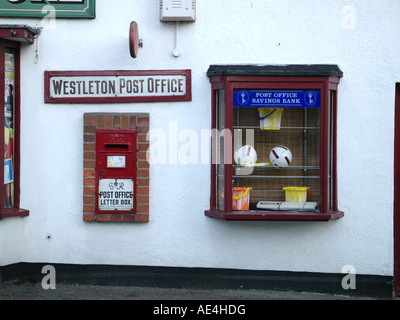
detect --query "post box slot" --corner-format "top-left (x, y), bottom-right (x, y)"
top-left (104, 144), bottom-right (129, 149)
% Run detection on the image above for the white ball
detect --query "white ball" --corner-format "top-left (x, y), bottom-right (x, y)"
top-left (234, 145), bottom-right (257, 166)
top-left (269, 145), bottom-right (292, 168)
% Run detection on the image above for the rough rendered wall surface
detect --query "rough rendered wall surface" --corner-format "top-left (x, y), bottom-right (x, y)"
top-left (1, 0), bottom-right (399, 276)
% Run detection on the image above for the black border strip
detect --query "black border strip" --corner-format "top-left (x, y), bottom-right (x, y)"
top-left (0, 263), bottom-right (393, 299)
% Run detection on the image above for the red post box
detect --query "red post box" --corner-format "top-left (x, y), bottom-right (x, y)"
top-left (95, 129), bottom-right (137, 214)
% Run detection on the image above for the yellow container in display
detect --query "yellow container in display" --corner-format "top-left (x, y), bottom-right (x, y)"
top-left (257, 107), bottom-right (283, 130)
top-left (283, 187), bottom-right (312, 203)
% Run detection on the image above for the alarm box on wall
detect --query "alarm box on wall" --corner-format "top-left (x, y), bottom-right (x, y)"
top-left (160, 0), bottom-right (196, 22)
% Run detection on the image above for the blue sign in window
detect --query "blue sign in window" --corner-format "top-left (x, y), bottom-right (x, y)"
top-left (233, 90), bottom-right (320, 108)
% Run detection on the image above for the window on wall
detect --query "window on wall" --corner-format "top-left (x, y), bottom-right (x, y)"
top-left (0, 40), bottom-right (28, 219)
top-left (206, 64), bottom-right (344, 221)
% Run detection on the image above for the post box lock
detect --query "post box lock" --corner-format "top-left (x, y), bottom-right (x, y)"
top-left (95, 129), bottom-right (137, 214)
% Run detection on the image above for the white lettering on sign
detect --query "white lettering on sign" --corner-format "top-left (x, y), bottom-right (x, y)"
top-left (50, 75), bottom-right (186, 98)
top-left (98, 179), bottom-right (134, 211)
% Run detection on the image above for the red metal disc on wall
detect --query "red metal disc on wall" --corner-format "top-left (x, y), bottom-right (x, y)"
top-left (129, 21), bottom-right (139, 58)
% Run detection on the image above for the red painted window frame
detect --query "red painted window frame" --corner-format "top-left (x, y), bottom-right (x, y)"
top-left (0, 40), bottom-right (28, 219)
top-left (205, 71), bottom-right (344, 221)
top-left (394, 83), bottom-right (400, 296)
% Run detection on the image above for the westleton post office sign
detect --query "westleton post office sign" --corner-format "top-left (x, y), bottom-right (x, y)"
top-left (44, 70), bottom-right (192, 103)
top-left (0, 0), bottom-right (95, 19)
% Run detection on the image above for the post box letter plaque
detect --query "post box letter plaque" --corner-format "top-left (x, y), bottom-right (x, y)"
top-left (98, 179), bottom-right (134, 211)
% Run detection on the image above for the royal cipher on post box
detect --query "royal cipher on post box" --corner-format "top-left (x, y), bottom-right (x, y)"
top-left (95, 129), bottom-right (137, 214)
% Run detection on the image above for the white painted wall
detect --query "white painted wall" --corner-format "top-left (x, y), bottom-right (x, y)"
top-left (1, 0), bottom-right (399, 276)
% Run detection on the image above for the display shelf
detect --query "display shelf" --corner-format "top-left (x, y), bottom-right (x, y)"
top-left (233, 126), bottom-right (320, 130)
top-left (232, 175), bottom-right (320, 179)
top-left (205, 210), bottom-right (344, 221)
top-left (232, 165), bottom-right (320, 169)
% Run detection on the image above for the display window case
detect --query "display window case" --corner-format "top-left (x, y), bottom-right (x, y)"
top-left (0, 39), bottom-right (29, 219)
top-left (205, 65), bottom-right (344, 221)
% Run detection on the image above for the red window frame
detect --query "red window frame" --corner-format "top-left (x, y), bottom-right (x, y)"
top-left (205, 65), bottom-right (344, 221)
top-left (394, 83), bottom-right (400, 296)
top-left (0, 40), bottom-right (28, 219)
